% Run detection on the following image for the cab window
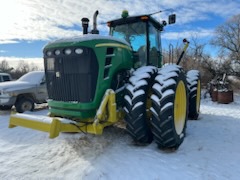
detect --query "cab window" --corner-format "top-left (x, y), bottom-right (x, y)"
top-left (111, 22), bottom-right (147, 67)
top-left (149, 23), bottom-right (160, 66)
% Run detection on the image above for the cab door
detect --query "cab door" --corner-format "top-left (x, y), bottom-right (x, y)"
top-left (148, 23), bottom-right (161, 67)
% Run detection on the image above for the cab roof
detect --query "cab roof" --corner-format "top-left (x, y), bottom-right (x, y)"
top-left (107, 14), bottom-right (164, 31)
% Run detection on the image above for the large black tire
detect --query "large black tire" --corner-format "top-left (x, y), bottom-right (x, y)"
top-left (187, 70), bottom-right (201, 120)
top-left (151, 64), bottom-right (188, 150)
top-left (124, 66), bottom-right (157, 144)
top-left (15, 97), bottom-right (35, 113)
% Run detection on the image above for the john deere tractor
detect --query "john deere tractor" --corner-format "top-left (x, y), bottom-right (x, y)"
top-left (9, 10), bottom-right (201, 149)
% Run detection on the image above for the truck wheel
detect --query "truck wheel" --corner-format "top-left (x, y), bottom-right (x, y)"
top-left (15, 97), bottom-right (35, 113)
top-left (124, 66), bottom-right (157, 144)
top-left (187, 70), bottom-right (201, 120)
top-left (151, 65), bottom-right (188, 150)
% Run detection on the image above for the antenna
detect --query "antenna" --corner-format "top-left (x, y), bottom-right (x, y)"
top-left (149, 8), bottom-right (174, 16)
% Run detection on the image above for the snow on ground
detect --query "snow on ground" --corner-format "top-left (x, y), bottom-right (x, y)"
top-left (0, 94), bottom-right (240, 180)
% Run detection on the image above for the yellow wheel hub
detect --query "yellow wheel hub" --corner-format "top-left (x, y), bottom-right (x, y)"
top-left (174, 81), bottom-right (187, 135)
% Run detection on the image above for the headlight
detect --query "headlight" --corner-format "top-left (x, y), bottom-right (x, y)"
top-left (75, 48), bottom-right (83, 54)
top-left (0, 90), bottom-right (12, 97)
top-left (55, 49), bottom-right (61, 55)
top-left (64, 49), bottom-right (72, 55)
top-left (46, 50), bottom-right (52, 56)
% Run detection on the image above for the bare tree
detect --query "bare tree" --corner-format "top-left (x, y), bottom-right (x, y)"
top-left (16, 60), bottom-right (30, 74)
top-left (4, 61), bottom-right (40, 79)
top-left (162, 41), bottom-right (182, 65)
top-left (163, 36), bottom-right (207, 70)
top-left (163, 36), bottom-right (221, 85)
top-left (29, 62), bottom-right (40, 71)
top-left (10, 60), bottom-right (31, 79)
top-left (0, 60), bottom-right (14, 73)
top-left (211, 14), bottom-right (240, 64)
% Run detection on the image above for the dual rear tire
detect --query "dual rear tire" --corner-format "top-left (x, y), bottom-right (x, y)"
top-left (124, 65), bottom-right (199, 149)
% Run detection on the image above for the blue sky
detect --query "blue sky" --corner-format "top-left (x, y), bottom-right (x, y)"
top-left (0, 0), bottom-right (239, 68)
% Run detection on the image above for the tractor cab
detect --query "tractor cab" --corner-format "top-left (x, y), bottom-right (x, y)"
top-left (107, 11), bottom-right (175, 68)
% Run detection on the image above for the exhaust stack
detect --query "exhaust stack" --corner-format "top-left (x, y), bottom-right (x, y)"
top-left (91, 10), bottom-right (99, 34)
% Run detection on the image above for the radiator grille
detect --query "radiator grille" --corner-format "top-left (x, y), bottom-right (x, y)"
top-left (44, 47), bottom-right (98, 103)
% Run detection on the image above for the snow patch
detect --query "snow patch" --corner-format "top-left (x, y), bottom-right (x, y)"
top-left (131, 72), bottom-right (150, 81)
top-left (162, 89), bottom-right (174, 98)
top-left (132, 101), bottom-right (143, 111)
top-left (155, 75), bottom-right (176, 86)
top-left (160, 64), bottom-right (181, 74)
top-left (191, 87), bottom-right (197, 92)
top-left (130, 79), bottom-right (147, 88)
top-left (151, 94), bottom-right (160, 106)
top-left (126, 84), bottom-right (134, 94)
top-left (133, 66), bottom-right (156, 75)
top-left (187, 70), bottom-right (199, 76)
top-left (46, 34), bottom-right (130, 47)
top-left (11, 113), bottom-right (77, 124)
top-left (1, 93), bottom-right (240, 179)
top-left (133, 89), bottom-right (145, 99)
top-left (161, 71), bottom-right (178, 81)
top-left (161, 102), bottom-right (173, 112)
top-left (124, 95), bottom-right (132, 106)
top-left (152, 83), bottom-right (162, 92)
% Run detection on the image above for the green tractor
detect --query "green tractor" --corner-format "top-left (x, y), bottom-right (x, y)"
top-left (9, 10), bottom-right (201, 149)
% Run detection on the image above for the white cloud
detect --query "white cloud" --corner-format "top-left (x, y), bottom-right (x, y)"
top-left (0, 50), bottom-right (7, 53)
top-left (0, 40), bottom-right (19, 44)
top-left (0, 0), bottom-right (239, 42)
top-left (162, 29), bottom-right (214, 40)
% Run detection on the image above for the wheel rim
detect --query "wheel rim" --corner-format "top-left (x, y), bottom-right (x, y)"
top-left (22, 101), bottom-right (33, 111)
top-left (174, 81), bottom-right (187, 135)
top-left (196, 80), bottom-right (201, 113)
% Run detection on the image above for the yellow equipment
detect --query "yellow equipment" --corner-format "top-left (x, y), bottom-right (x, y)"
top-left (9, 89), bottom-right (123, 138)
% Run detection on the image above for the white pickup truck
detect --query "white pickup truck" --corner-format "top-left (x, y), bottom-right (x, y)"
top-left (0, 73), bottom-right (12, 82)
top-left (0, 71), bottom-right (48, 113)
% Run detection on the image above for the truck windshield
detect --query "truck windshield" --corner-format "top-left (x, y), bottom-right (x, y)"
top-left (111, 22), bottom-right (146, 52)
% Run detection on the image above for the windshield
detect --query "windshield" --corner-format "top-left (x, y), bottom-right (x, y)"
top-left (111, 22), bottom-right (146, 51)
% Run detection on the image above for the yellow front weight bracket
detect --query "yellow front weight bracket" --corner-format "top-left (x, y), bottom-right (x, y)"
top-left (9, 89), bottom-right (122, 138)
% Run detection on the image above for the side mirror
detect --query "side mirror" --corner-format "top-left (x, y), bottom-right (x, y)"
top-left (168, 14), bottom-right (176, 24)
top-left (40, 81), bottom-right (46, 85)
